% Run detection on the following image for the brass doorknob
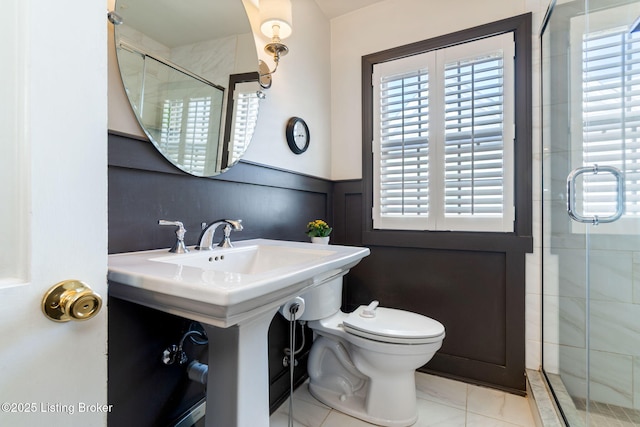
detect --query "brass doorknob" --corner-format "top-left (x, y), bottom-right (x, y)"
top-left (42, 280), bottom-right (103, 322)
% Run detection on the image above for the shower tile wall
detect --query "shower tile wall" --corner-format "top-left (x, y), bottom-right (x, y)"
top-left (541, 0), bottom-right (640, 414)
top-left (116, 25), bottom-right (241, 100)
top-left (524, 0), bottom-right (547, 374)
top-left (543, 147), bottom-right (640, 408)
top-left (543, 223), bottom-right (640, 408)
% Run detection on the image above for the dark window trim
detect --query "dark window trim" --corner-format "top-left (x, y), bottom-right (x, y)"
top-left (221, 72), bottom-right (259, 170)
top-left (362, 13), bottom-right (533, 252)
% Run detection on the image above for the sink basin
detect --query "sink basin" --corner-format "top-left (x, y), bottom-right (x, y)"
top-left (108, 238), bottom-right (370, 327)
top-left (150, 244), bottom-right (335, 275)
top-left (108, 238), bottom-right (370, 427)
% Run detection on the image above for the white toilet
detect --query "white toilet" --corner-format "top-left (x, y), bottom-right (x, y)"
top-left (298, 277), bottom-right (445, 427)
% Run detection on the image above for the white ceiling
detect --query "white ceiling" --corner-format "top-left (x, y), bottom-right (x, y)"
top-left (313, 0), bottom-right (388, 19)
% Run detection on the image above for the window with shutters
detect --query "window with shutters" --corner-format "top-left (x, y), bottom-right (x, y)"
top-left (578, 27), bottom-right (640, 223)
top-left (160, 95), bottom-right (216, 176)
top-left (372, 33), bottom-right (515, 232)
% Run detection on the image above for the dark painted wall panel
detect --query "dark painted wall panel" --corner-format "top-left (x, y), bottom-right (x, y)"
top-left (108, 126), bottom-right (530, 426)
top-left (108, 133), bottom-right (333, 254)
top-left (108, 297), bottom-right (207, 426)
top-left (337, 180), bottom-right (529, 393)
top-left (108, 166), bottom-right (329, 253)
top-left (348, 247), bottom-right (507, 365)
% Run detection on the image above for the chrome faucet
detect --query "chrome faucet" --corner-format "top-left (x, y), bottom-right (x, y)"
top-left (196, 219), bottom-right (243, 250)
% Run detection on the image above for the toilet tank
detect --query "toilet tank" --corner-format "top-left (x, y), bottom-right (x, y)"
top-left (298, 277), bottom-right (342, 321)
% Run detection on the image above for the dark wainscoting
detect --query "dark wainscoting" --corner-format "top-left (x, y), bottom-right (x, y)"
top-left (107, 132), bottom-right (330, 426)
top-left (108, 132), bottom-right (333, 253)
top-left (333, 180), bottom-right (532, 394)
top-left (107, 127), bottom-right (532, 426)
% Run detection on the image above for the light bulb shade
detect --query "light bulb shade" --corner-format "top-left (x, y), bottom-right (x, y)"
top-left (260, 0), bottom-right (292, 40)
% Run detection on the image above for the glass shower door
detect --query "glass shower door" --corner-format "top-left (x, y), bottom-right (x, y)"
top-left (542, 0), bottom-right (640, 425)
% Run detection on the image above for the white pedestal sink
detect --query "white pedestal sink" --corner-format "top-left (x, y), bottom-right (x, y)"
top-left (108, 239), bottom-right (370, 427)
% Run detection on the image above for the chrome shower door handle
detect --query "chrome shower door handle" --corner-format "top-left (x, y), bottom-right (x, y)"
top-left (567, 164), bottom-right (625, 224)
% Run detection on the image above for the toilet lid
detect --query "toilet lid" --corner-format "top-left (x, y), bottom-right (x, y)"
top-left (343, 305), bottom-right (445, 344)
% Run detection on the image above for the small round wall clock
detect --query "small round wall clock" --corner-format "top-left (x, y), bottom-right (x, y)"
top-left (286, 117), bottom-right (310, 154)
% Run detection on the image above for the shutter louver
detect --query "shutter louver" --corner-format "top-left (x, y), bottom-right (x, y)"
top-left (184, 97), bottom-right (212, 174)
top-left (378, 69), bottom-right (430, 217)
top-left (160, 99), bottom-right (184, 164)
top-left (444, 54), bottom-right (505, 217)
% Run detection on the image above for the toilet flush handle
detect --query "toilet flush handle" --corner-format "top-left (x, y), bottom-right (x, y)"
top-left (360, 300), bottom-right (379, 318)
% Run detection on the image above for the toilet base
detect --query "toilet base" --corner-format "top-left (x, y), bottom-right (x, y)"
top-left (308, 382), bottom-right (418, 427)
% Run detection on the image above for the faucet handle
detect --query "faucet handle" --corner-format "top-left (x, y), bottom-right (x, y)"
top-left (217, 220), bottom-right (243, 248)
top-left (158, 220), bottom-right (189, 254)
top-left (226, 219), bottom-right (243, 231)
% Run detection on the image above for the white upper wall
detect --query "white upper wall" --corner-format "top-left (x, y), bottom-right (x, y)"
top-left (108, 0), bottom-right (333, 178)
top-left (108, 0), bottom-right (546, 181)
top-left (241, 0), bottom-right (332, 177)
top-left (330, 0), bottom-right (536, 180)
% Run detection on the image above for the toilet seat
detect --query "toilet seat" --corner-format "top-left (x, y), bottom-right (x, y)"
top-left (343, 305), bottom-right (445, 344)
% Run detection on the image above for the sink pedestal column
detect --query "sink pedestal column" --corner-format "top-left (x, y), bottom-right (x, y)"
top-left (202, 309), bottom-right (277, 427)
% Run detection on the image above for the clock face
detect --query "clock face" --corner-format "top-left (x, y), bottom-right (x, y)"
top-left (286, 117), bottom-right (310, 154)
top-left (294, 122), bottom-right (307, 145)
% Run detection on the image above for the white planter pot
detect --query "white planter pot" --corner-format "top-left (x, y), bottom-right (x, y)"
top-left (311, 236), bottom-right (330, 244)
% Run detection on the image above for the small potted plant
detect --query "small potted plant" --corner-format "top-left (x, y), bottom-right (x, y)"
top-left (306, 219), bottom-right (332, 244)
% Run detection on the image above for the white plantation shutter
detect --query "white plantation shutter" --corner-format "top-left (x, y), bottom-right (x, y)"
top-left (582, 29), bottom-right (640, 218)
top-left (184, 96), bottom-right (212, 174)
top-left (379, 69), bottom-right (430, 218)
top-left (160, 99), bottom-right (184, 163)
top-left (159, 95), bottom-right (220, 175)
top-left (374, 52), bottom-right (434, 230)
top-left (373, 33), bottom-right (514, 232)
top-left (229, 83), bottom-right (261, 164)
top-left (441, 35), bottom-right (515, 232)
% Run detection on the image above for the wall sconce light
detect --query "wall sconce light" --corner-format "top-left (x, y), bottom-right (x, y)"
top-left (258, 0), bottom-right (292, 88)
top-left (107, 10), bottom-right (123, 25)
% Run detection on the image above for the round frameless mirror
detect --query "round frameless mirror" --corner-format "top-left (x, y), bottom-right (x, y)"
top-left (113, 0), bottom-right (262, 177)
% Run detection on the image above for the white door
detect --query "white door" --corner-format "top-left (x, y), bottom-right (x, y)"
top-left (0, 1), bottom-right (108, 426)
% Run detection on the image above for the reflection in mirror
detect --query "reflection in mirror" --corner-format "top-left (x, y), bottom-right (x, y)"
top-left (113, 0), bottom-right (262, 177)
top-left (222, 73), bottom-right (265, 169)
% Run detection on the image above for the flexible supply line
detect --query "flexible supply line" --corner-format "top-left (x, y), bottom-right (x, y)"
top-left (287, 303), bottom-right (300, 427)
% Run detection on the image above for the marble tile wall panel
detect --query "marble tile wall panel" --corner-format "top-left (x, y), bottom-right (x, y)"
top-left (171, 36), bottom-right (237, 87)
top-left (558, 345), bottom-right (587, 401)
top-left (560, 345), bottom-right (633, 408)
top-left (634, 357), bottom-right (640, 410)
top-left (548, 297), bottom-right (640, 409)
top-left (632, 252), bottom-right (640, 304)
top-left (542, 294), bottom-right (559, 346)
top-left (547, 248), bottom-right (585, 298)
top-left (587, 350), bottom-right (633, 409)
top-left (590, 301), bottom-right (640, 356)
top-left (544, 342), bottom-right (560, 374)
top-left (587, 249), bottom-right (633, 303)
top-left (543, 295), bottom-right (585, 349)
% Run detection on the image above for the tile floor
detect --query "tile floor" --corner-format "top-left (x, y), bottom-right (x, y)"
top-left (574, 398), bottom-right (640, 426)
top-left (270, 372), bottom-right (536, 427)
